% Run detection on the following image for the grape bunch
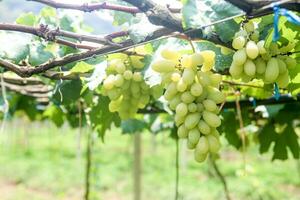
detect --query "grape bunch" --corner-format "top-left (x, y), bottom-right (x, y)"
top-left (229, 21), bottom-right (297, 88)
top-left (151, 49), bottom-right (225, 163)
top-left (102, 56), bottom-right (151, 119)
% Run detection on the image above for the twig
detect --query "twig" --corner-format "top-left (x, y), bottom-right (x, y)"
top-left (222, 80), bottom-right (265, 89)
top-left (28, 0), bottom-right (181, 13)
top-left (84, 130), bottom-right (93, 200)
top-left (210, 157), bottom-right (231, 200)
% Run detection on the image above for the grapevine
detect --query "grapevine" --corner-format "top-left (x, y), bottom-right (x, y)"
top-left (151, 49), bottom-right (225, 163)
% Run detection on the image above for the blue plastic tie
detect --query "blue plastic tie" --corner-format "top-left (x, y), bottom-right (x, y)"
top-left (274, 83), bottom-right (280, 101)
top-left (273, 6), bottom-right (300, 41)
top-left (251, 98), bottom-right (257, 107)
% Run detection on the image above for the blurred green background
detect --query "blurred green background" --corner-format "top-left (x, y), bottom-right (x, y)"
top-left (0, 119), bottom-right (299, 200)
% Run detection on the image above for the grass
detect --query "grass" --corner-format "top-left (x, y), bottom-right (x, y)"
top-left (0, 119), bottom-right (299, 200)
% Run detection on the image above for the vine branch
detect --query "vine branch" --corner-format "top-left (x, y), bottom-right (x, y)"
top-left (27, 0), bottom-right (181, 13)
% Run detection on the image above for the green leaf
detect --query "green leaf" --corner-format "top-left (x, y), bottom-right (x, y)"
top-left (43, 105), bottom-right (64, 127)
top-left (16, 12), bottom-right (37, 26)
top-left (128, 16), bottom-right (158, 43)
top-left (29, 43), bottom-right (54, 66)
top-left (181, 0), bottom-right (241, 42)
top-left (0, 33), bottom-right (30, 63)
top-left (70, 61), bottom-right (94, 73)
top-left (89, 96), bottom-right (120, 140)
top-left (258, 123), bottom-right (277, 154)
top-left (121, 119), bottom-right (146, 134)
top-left (220, 110), bottom-right (241, 149)
top-left (53, 80), bottom-right (82, 105)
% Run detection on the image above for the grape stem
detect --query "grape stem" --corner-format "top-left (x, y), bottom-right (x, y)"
top-left (210, 156), bottom-right (232, 200)
top-left (222, 80), bottom-right (265, 89)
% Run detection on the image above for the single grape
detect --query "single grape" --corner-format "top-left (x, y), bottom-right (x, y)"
top-left (232, 36), bottom-right (246, 50)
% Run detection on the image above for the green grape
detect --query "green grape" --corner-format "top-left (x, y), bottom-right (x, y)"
top-left (164, 82), bottom-right (177, 100)
top-left (152, 59), bottom-right (176, 73)
top-left (171, 72), bottom-right (181, 82)
top-left (188, 128), bottom-right (201, 145)
top-left (209, 74), bottom-right (222, 87)
top-left (132, 72), bottom-right (142, 82)
top-left (181, 91), bottom-right (196, 104)
top-left (198, 120), bottom-right (211, 135)
top-left (197, 103), bottom-right (204, 112)
top-left (207, 135), bottom-right (221, 153)
top-left (195, 136), bottom-right (209, 154)
top-left (229, 63), bottom-right (243, 78)
top-left (178, 125), bottom-right (189, 138)
top-left (115, 62), bottom-right (126, 74)
top-left (232, 36), bottom-right (246, 50)
top-left (190, 53), bottom-right (204, 67)
top-left (241, 73), bottom-right (252, 82)
top-left (277, 58), bottom-right (287, 74)
top-left (265, 58), bottom-right (279, 82)
top-left (200, 50), bottom-right (215, 72)
top-left (196, 89), bottom-right (208, 102)
top-left (103, 75), bottom-right (115, 90)
top-left (203, 99), bottom-right (217, 112)
top-left (181, 55), bottom-right (192, 69)
top-left (177, 79), bottom-right (188, 92)
top-left (233, 48), bottom-right (247, 66)
top-left (276, 71), bottom-right (290, 88)
top-left (161, 72), bottom-right (173, 85)
top-left (197, 71), bottom-right (211, 86)
top-left (130, 56), bottom-right (144, 69)
top-left (257, 40), bottom-right (267, 54)
top-left (244, 21), bottom-right (254, 33)
top-left (182, 68), bottom-right (195, 85)
top-left (169, 94), bottom-right (181, 110)
top-left (123, 70), bottom-right (133, 80)
top-left (175, 114), bottom-right (185, 126)
top-left (203, 111), bottom-right (221, 128)
top-left (161, 49), bottom-right (181, 61)
top-left (187, 141), bottom-right (197, 150)
top-left (244, 59), bottom-right (256, 77)
top-left (246, 41), bottom-right (259, 59)
top-left (176, 103), bottom-right (188, 116)
top-left (114, 74), bottom-right (124, 87)
top-left (255, 58), bottom-right (266, 74)
top-left (190, 83), bottom-right (203, 96)
top-left (285, 57), bottom-right (297, 69)
top-left (188, 103), bottom-right (198, 112)
top-left (131, 82), bottom-right (140, 94)
top-left (206, 86), bottom-right (225, 104)
top-left (184, 113), bottom-right (201, 129)
top-left (107, 89), bottom-right (121, 100)
top-left (194, 151), bottom-right (208, 163)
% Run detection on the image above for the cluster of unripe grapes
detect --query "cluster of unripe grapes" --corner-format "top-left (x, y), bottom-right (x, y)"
top-left (151, 49), bottom-right (225, 163)
top-left (102, 56), bottom-right (151, 119)
top-left (229, 21), bottom-right (297, 88)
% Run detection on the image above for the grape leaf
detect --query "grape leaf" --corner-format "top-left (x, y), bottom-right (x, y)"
top-left (70, 61), bottom-right (94, 73)
top-left (16, 12), bottom-right (37, 26)
top-left (29, 43), bottom-right (54, 66)
top-left (89, 96), bottom-right (121, 140)
top-left (43, 105), bottom-right (64, 127)
top-left (53, 80), bottom-right (82, 105)
top-left (219, 110), bottom-right (241, 149)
